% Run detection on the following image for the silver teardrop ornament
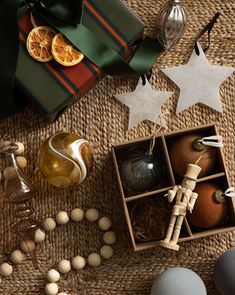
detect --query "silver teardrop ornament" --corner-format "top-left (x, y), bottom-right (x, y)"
top-left (156, 0), bottom-right (187, 49)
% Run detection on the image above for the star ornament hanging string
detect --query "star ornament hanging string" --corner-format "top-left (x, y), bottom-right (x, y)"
top-left (161, 13), bottom-right (234, 114)
top-left (115, 76), bottom-right (173, 129)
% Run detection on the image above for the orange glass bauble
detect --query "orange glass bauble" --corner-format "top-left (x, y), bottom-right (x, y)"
top-left (187, 182), bottom-right (228, 228)
top-left (170, 134), bottom-right (216, 177)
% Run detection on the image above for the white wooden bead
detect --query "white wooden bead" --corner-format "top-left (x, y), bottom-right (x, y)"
top-left (100, 245), bottom-right (114, 259)
top-left (98, 216), bottom-right (112, 231)
top-left (88, 253), bottom-right (101, 267)
top-left (10, 250), bottom-right (24, 264)
top-left (43, 218), bottom-right (56, 231)
top-left (72, 256), bottom-right (86, 270)
top-left (103, 231), bottom-right (116, 245)
top-left (86, 208), bottom-right (99, 222)
top-left (14, 142), bottom-right (25, 155)
top-left (58, 293), bottom-right (68, 295)
top-left (16, 156), bottom-right (27, 169)
top-left (34, 228), bottom-right (46, 243)
top-left (71, 208), bottom-right (84, 222)
top-left (45, 283), bottom-right (59, 295)
top-left (56, 211), bottom-right (69, 225)
top-left (47, 269), bottom-right (60, 283)
top-left (58, 260), bottom-right (71, 274)
top-left (21, 240), bottom-right (35, 253)
top-left (0, 263), bottom-right (13, 276)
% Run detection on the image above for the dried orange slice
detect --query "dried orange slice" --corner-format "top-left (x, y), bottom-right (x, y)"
top-left (51, 33), bottom-right (84, 67)
top-left (26, 26), bottom-right (56, 62)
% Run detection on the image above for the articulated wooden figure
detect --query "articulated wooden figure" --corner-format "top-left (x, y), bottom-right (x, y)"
top-left (160, 163), bottom-right (202, 251)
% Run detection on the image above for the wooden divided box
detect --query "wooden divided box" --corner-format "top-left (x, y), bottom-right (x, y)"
top-left (112, 124), bottom-right (235, 251)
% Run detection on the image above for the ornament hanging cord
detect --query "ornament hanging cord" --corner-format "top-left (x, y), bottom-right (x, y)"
top-left (149, 117), bottom-right (165, 155)
top-left (195, 12), bottom-right (220, 55)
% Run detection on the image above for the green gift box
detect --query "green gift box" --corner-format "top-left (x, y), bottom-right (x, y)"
top-left (1, 0), bottom-right (155, 121)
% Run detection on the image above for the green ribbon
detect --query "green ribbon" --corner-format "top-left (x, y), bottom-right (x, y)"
top-left (0, 0), bottom-right (161, 103)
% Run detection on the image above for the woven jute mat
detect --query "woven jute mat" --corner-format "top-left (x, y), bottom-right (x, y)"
top-left (0, 0), bottom-right (235, 294)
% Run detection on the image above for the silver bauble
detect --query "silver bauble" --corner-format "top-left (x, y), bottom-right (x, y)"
top-left (156, 0), bottom-right (187, 49)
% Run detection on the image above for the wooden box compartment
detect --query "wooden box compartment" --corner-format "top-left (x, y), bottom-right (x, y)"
top-left (112, 124), bottom-right (235, 251)
top-left (114, 136), bottom-right (173, 198)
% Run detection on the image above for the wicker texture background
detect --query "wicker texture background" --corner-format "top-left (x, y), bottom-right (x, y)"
top-left (0, 0), bottom-right (235, 294)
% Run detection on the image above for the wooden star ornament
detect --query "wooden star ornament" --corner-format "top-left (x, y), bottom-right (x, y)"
top-left (161, 42), bottom-right (234, 113)
top-left (115, 76), bottom-right (173, 129)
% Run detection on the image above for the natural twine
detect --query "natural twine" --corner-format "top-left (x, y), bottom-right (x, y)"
top-left (0, 0), bottom-right (235, 294)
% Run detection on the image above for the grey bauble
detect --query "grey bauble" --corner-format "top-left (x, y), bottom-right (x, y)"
top-left (214, 247), bottom-right (235, 295)
top-left (151, 267), bottom-right (207, 295)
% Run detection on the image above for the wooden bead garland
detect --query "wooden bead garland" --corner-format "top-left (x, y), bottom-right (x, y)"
top-left (100, 245), bottom-right (114, 259)
top-left (43, 217), bottom-right (57, 231)
top-left (72, 256), bottom-right (86, 270)
top-left (10, 250), bottom-right (24, 264)
top-left (58, 260), bottom-right (71, 274)
top-left (88, 253), bottom-right (102, 267)
top-left (45, 283), bottom-right (59, 295)
top-left (47, 269), bottom-right (60, 283)
top-left (42, 208), bottom-right (115, 294)
top-left (71, 208), bottom-right (84, 221)
top-left (0, 207), bottom-right (116, 295)
top-left (85, 208), bottom-right (99, 221)
top-left (0, 263), bottom-right (13, 277)
top-left (34, 228), bottom-right (46, 243)
top-left (103, 231), bottom-right (117, 244)
top-left (56, 211), bottom-right (69, 225)
top-left (20, 239), bottom-right (36, 253)
top-left (98, 216), bottom-right (112, 231)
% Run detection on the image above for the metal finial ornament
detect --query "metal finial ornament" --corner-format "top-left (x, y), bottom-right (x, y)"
top-left (156, 0), bottom-right (187, 49)
top-left (0, 140), bottom-right (39, 268)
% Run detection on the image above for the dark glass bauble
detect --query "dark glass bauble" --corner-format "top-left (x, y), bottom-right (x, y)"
top-left (121, 146), bottom-right (165, 193)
